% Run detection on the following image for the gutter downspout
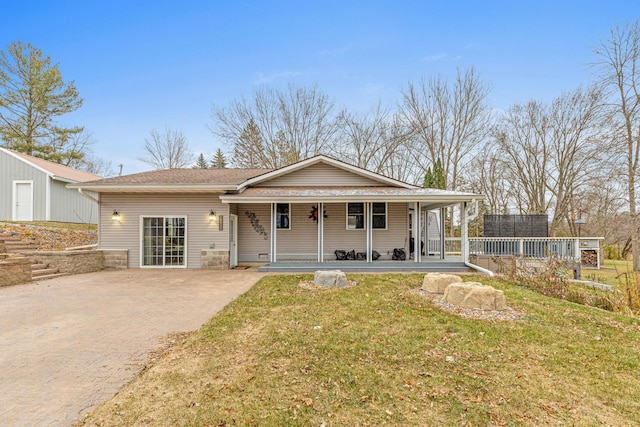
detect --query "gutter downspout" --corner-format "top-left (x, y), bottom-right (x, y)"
top-left (462, 199), bottom-right (494, 277)
top-left (465, 260), bottom-right (494, 276)
top-left (77, 188), bottom-right (99, 204)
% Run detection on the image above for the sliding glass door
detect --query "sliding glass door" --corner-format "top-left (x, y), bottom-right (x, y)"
top-left (142, 216), bottom-right (186, 267)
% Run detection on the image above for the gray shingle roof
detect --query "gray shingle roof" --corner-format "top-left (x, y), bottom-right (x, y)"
top-left (77, 167), bottom-right (272, 187)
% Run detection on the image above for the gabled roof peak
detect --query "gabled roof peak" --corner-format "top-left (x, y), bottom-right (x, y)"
top-left (241, 154), bottom-right (418, 189)
top-left (0, 147), bottom-right (102, 183)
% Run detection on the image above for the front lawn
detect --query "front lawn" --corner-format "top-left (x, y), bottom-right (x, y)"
top-left (78, 274), bottom-right (640, 426)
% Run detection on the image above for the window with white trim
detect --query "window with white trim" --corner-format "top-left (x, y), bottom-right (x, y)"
top-left (276, 203), bottom-right (290, 229)
top-left (347, 202), bottom-right (365, 229)
top-left (372, 202), bottom-right (387, 229)
top-left (346, 202), bottom-right (387, 230)
top-left (142, 216), bottom-right (186, 267)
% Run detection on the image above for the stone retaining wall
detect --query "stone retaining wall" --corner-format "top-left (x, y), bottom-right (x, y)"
top-left (201, 250), bottom-right (229, 270)
top-left (0, 240), bottom-right (6, 253)
top-left (21, 250), bottom-right (104, 275)
top-left (0, 256), bottom-right (32, 287)
top-left (101, 249), bottom-right (128, 270)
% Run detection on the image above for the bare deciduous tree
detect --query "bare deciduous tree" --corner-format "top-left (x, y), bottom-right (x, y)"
top-left (493, 86), bottom-right (608, 234)
top-left (76, 154), bottom-right (115, 177)
top-left (465, 145), bottom-right (511, 215)
top-left (211, 83), bottom-right (337, 168)
top-left (333, 102), bottom-right (411, 176)
top-left (65, 130), bottom-right (115, 177)
top-left (594, 20), bottom-right (640, 270)
top-left (400, 67), bottom-right (492, 190)
top-left (140, 127), bottom-right (193, 169)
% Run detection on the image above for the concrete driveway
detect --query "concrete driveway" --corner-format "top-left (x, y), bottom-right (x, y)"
top-left (0, 269), bottom-right (265, 426)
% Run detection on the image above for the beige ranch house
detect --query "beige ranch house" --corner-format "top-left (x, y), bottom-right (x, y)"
top-left (69, 156), bottom-right (483, 273)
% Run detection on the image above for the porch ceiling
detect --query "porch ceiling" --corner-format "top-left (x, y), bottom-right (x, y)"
top-left (220, 186), bottom-right (481, 207)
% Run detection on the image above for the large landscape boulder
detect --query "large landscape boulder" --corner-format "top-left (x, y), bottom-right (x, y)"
top-left (421, 273), bottom-right (463, 294)
top-left (444, 282), bottom-right (507, 310)
top-left (314, 270), bottom-right (348, 288)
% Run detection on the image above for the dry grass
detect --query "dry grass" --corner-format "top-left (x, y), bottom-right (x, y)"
top-left (78, 274), bottom-right (640, 426)
top-left (0, 221), bottom-right (97, 250)
top-left (583, 259), bottom-right (633, 288)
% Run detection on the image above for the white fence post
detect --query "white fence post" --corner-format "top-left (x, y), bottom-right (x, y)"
top-left (519, 239), bottom-right (524, 258)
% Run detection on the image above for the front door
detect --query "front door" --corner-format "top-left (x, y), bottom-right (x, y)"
top-left (229, 214), bottom-right (238, 268)
top-left (13, 181), bottom-right (33, 221)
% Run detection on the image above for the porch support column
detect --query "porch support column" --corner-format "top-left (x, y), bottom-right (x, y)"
top-left (414, 202), bottom-right (421, 263)
top-left (461, 202), bottom-right (468, 262)
top-left (366, 202), bottom-right (373, 262)
top-left (270, 203), bottom-right (277, 263)
top-left (440, 207), bottom-right (446, 260)
top-left (317, 203), bottom-right (324, 262)
top-left (423, 208), bottom-right (429, 259)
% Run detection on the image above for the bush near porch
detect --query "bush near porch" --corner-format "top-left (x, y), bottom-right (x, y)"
top-left (78, 274), bottom-right (640, 426)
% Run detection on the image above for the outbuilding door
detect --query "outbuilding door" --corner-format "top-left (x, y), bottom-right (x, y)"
top-left (13, 181), bottom-right (33, 221)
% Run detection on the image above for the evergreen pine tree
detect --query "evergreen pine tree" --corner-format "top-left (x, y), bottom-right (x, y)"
top-left (193, 153), bottom-right (209, 169)
top-left (211, 148), bottom-right (227, 168)
top-left (423, 158), bottom-right (446, 189)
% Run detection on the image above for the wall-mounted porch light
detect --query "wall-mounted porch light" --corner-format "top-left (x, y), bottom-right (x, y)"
top-left (209, 209), bottom-right (223, 231)
top-left (112, 209), bottom-right (120, 221)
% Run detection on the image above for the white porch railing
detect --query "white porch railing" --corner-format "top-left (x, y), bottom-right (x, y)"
top-left (468, 237), bottom-right (579, 261)
top-left (427, 238), bottom-right (462, 256)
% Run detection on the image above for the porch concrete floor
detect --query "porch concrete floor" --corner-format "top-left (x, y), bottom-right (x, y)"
top-left (257, 257), bottom-right (469, 273)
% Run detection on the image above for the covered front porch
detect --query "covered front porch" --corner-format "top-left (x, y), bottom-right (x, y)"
top-left (222, 187), bottom-right (482, 273)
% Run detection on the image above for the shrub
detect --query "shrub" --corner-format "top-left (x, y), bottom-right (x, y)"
top-left (604, 245), bottom-right (625, 260)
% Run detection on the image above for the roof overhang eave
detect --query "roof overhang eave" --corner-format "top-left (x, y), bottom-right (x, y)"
top-left (66, 184), bottom-right (238, 193)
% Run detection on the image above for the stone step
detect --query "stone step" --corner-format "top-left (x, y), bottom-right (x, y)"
top-left (5, 242), bottom-right (40, 251)
top-left (32, 267), bottom-right (60, 277)
top-left (33, 272), bottom-right (67, 281)
top-left (31, 263), bottom-right (48, 270)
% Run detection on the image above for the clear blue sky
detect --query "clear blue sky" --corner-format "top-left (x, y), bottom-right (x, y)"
top-left (2, 1), bottom-right (639, 174)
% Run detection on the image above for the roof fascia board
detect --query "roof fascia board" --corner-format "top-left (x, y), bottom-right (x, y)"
top-left (239, 155), bottom-right (417, 189)
top-left (220, 194), bottom-right (480, 204)
top-left (52, 175), bottom-right (76, 183)
top-left (0, 147), bottom-right (55, 179)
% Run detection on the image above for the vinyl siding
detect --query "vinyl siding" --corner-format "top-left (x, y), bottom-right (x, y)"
top-left (99, 193), bottom-right (228, 268)
top-left (50, 180), bottom-right (98, 223)
top-left (237, 203), bottom-right (271, 262)
top-left (376, 202), bottom-right (409, 257)
top-left (235, 202), bottom-right (409, 262)
top-left (273, 203), bottom-right (319, 259)
top-left (0, 150), bottom-right (47, 220)
top-left (323, 202), bottom-right (408, 260)
top-left (255, 163), bottom-right (385, 187)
